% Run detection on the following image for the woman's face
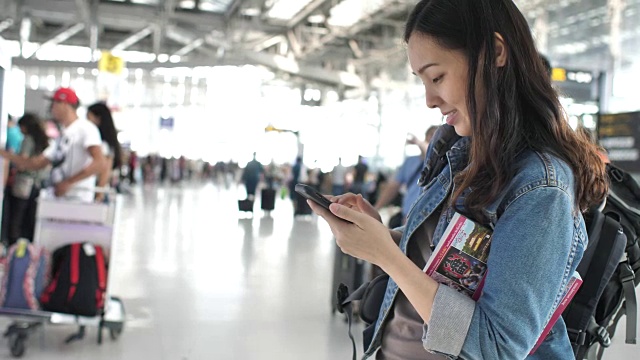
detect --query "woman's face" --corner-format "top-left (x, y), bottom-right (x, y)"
top-left (87, 111), bottom-right (100, 126)
top-left (407, 33), bottom-right (476, 137)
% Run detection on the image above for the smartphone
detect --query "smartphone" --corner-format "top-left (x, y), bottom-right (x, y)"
top-left (295, 183), bottom-right (352, 223)
top-left (295, 183), bottom-right (333, 211)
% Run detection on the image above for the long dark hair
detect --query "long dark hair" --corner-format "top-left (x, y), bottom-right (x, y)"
top-left (404, 0), bottom-right (607, 220)
top-left (87, 102), bottom-right (123, 169)
top-left (17, 113), bottom-right (49, 154)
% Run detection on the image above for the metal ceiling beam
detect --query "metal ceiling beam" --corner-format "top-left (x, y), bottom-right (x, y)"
top-left (161, 24), bottom-right (362, 87)
top-left (287, 0), bottom-right (329, 29)
top-left (89, 0), bottom-right (99, 59)
top-left (286, 29), bottom-right (301, 57)
top-left (299, 1), bottom-right (410, 58)
top-left (112, 25), bottom-right (154, 51)
top-left (28, 23), bottom-right (85, 59)
top-left (252, 35), bottom-right (285, 52)
top-left (0, 18), bottom-right (13, 34)
top-left (165, 26), bottom-right (220, 58)
top-left (241, 51), bottom-right (363, 87)
top-left (19, 17), bottom-right (30, 57)
top-left (74, 0), bottom-right (90, 24)
top-left (225, 0), bottom-right (245, 19)
top-left (154, 0), bottom-right (177, 55)
top-left (173, 37), bottom-right (205, 57)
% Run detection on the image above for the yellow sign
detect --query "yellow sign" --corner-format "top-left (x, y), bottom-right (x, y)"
top-left (551, 67), bottom-right (567, 82)
top-left (98, 52), bottom-right (124, 75)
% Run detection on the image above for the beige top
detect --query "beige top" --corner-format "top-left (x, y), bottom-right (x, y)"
top-left (376, 208), bottom-right (445, 360)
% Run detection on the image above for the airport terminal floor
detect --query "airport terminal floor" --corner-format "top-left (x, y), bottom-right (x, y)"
top-left (0, 181), bottom-right (637, 359)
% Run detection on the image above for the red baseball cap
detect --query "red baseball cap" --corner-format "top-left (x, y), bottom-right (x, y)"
top-left (48, 87), bottom-right (80, 106)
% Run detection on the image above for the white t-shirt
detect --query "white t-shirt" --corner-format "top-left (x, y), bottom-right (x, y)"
top-left (43, 118), bottom-right (102, 202)
top-left (332, 164), bottom-right (347, 185)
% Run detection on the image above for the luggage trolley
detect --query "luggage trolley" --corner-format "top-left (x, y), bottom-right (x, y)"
top-left (0, 189), bottom-right (125, 358)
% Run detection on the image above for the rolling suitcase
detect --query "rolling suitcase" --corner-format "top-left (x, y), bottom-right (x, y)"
top-left (294, 193), bottom-right (313, 216)
top-left (238, 198), bottom-right (254, 212)
top-left (260, 188), bottom-right (276, 211)
top-left (331, 243), bottom-right (365, 314)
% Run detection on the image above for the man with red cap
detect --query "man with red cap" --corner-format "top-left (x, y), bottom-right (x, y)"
top-left (0, 87), bottom-right (105, 202)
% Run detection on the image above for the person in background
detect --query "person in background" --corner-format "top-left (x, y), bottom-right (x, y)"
top-left (87, 102), bottom-right (123, 201)
top-left (332, 157), bottom-right (348, 196)
top-left (6, 114), bottom-right (49, 244)
top-left (241, 152), bottom-right (263, 198)
top-left (0, 87), bottom-right (105, 202)
top-left (128, 150), bottom-right (137, 184)
top-left (374, 126), bottom-right (439, 227)
top-left (5, 116), bottom-right (24, 154)
top-left (3, 116), bottom-right (23, 186)
top-left (1, 116), bottom-right (23, 244)
top-left (288, 156), bottom-right (306, 208)
top-left (351, 155), bottom-right (368, 197)
top-left (308, 0), bottom-right (608, 358)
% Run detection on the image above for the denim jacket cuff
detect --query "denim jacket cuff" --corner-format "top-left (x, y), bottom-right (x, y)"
top-left (423, 284), bottom-right (475, 356)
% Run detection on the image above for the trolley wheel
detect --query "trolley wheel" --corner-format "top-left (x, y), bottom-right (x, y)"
top-left (109, 323), bottom-right (124, 341)
top-left (8, 333), bottom-right (26, 358)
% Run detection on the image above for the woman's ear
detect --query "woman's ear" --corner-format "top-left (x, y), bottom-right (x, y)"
top-left (494, 33), bottom-right (508, 67)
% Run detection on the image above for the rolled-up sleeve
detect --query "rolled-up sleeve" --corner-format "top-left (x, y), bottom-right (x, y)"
top-left (422, 186), bottom-right (579, 359)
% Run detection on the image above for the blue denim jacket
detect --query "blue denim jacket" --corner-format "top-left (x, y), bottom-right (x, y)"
top-left (364, 137), bottom-right (586, 360)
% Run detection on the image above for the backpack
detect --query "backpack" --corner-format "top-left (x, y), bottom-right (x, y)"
top-left (563, 163), bottom-right (640, 359)
top-left (40, 243), bottom-right (108, 317)
top-left (0, 240), bottom-right (49, 310)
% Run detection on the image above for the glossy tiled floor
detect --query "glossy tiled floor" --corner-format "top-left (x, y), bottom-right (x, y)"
top-left (0, 182), bottom-right (637, 359)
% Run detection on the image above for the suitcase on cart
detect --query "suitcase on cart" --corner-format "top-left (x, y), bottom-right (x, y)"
top-left (331, 243), bottom-right (365, 314)
top-left (260, 188), bottom-right (276, 211)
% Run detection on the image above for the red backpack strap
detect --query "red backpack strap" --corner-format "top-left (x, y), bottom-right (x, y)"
top-left (67, 243), bottom-right (81, 302)
top-left (94, 246), bottom-right (107, 309)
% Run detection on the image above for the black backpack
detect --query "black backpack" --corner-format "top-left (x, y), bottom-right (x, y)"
top-left (563, 163), bottom-right (640, 359)
top-left (40, 243), bottom-right (108, 317)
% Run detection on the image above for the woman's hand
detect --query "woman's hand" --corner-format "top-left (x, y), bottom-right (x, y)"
top-left (330, 193), bottom-right (382, 223)
top-left (308, 199), bottom-right (398, 268)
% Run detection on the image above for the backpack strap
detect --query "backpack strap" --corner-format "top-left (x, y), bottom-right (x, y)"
top-left (565, 214), bottom-right (625, 350)
top-left (67, 243), bottom-right (81, 302)
top-left (417, 125), bottom-right (460, 188)
top-left (336, 283), bottom-right (362, 360)
top-left (618, 261), bottom-right (637, 344)
top-left (94, 246), bottom-right (107, 310)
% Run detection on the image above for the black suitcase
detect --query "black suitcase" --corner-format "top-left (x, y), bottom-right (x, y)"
top-left (238, 198), bottom-right (254, 212)
top-left (261, 188), bottom-right (276, 211)
top-left (331, 243), bottom-right (365, 313)
top-left (294, 193), bottom-right (313, 216)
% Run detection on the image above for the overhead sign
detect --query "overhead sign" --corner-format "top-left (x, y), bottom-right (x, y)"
top-left (552, 67), bottom-right (598, 102)
top-left (98, 52), bottom-right (124, 75)
top-left (552, 68), bottom-right (593, 84)
top-left (599, 111), bottom-right (640, 172)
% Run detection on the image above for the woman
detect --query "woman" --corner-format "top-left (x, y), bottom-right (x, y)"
top-left (8, 114), bottom-right (49, 244)
top-left (87, 102), bottom-right (123, 201)
top-left (308, 0), bottom-right (608, 359)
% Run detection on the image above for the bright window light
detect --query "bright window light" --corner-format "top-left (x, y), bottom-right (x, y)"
top-left (199, 0), bottom-right (222, 12)
top-left (179, 0), bottom-right (195, 9)
top-left (267, 0), bottom-right (313, 20)
top-left (328, 0), bottom-right (386, 27)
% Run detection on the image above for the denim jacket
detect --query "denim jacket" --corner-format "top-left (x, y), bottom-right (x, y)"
top-left (363, 137), bottom-right (586, 360)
